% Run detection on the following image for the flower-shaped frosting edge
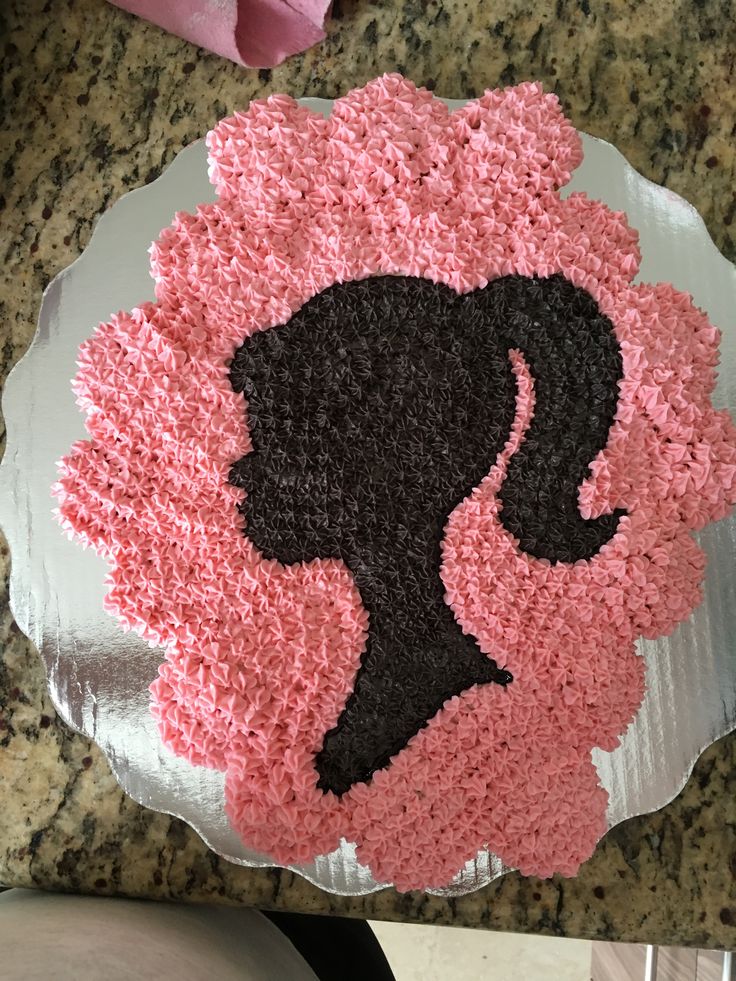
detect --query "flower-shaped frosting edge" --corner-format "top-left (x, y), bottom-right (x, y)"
top-left (53, 75), bottom-right (736, 891)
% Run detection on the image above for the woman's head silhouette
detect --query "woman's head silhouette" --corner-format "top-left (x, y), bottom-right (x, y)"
top-left (230, 273), bottom-right (622, 793)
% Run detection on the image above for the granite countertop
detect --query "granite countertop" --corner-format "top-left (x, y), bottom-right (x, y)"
top-left (1, 0), bottom-right (735, 949)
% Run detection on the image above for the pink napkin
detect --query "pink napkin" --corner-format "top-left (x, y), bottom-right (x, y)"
top-left (110, 0), bottom-right (331, 68)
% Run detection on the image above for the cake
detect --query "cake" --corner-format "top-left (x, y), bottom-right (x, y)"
top-left (53, 75), bottom-right (736, 892)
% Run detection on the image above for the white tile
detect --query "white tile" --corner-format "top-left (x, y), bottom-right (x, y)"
top-left (369, 921), bottom-right (592, 981)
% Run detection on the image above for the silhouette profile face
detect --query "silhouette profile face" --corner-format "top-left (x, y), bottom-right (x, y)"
top-left (229, 274), bottom-right (622, 794)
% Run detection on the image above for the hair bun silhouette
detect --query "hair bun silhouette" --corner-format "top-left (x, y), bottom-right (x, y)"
top-left (229, 273), bottom-right (623, 793)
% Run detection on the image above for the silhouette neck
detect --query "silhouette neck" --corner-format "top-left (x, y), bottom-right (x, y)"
top-left (315, 525), bottom-right (512, 795)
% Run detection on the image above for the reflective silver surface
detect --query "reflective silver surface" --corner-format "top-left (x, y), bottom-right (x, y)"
top-left (0, 98), bottom-right (734, 897)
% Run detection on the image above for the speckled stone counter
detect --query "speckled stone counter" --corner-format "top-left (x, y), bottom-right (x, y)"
top-left (1, 0), bottom-right (735, 949)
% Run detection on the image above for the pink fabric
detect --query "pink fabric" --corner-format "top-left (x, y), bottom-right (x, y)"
top-left (110, 0), bottom-right (330, 68)
top-left (54, 76), bottom-right (736, 891)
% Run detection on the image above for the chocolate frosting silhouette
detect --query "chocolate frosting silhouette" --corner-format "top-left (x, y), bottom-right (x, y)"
top-left (229, 274), bottom-right (623, 794)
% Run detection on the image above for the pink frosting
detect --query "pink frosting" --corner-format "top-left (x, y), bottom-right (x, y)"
top-left (53, 75), bottom-right (736, 892)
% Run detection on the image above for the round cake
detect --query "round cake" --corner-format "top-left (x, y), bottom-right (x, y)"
top-left (53, 75), bottom-right (736, 892)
